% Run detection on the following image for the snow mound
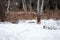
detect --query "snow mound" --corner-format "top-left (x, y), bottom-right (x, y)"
top-left (0, 21), bottom-right (12, 24)
top-left (0, 23), bottom-right (60, 40)
top-left (18, 19), bottom-right (37, 24)
top-left (40, 19), bottom-right (60, 30)
top-left (0, 19), bottom-right (60, 40)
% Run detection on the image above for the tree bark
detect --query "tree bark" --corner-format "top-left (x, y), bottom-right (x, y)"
top-left (40, 0), bottom-right (44, 15)
top-left (36, 0), bottom-right (41, 23)
top-left (6, 0), bottom-right (10, 14)
top-left (22, 0), bottom-right (27, 12)
top-left (37, 0), bottom-right (40, 14)
top-left (30, 0), bottom-right (32, 12)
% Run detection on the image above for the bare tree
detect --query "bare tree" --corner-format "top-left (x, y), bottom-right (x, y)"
top-left (22, 0), bottom-right (27, 12)
top-left (36, 0), bottom-right (41, 23)
top-left (37, 0), bottom-right (40, 14)
top-left (30, 0), bottom-right (32, 12)
top-left (55, 0), bottom-right (58, 10)
top-left (6, 0), bottom-right (10, 14)
top-left (40, 0), bottom-right (44, 15)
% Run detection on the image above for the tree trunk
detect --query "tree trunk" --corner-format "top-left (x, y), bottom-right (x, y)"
top-left (36, 0), bottom-right (41, 23)
top-left (37, 0), bottom-right (40, 14)
top-left (40, 0), bottom-right (44, 15)
top-left (30, 0), bottom-right (32, 12)
top-left (55, 0), bottom-right (57, 10)
top-left (22, 0), bottom-right (27, 12)
top-left (6, 0), bottom-right (10, 14)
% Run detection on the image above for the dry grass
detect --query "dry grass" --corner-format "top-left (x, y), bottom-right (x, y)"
top-left (5, 12), bottom-right (37, 22)
top-left (0, 10), bottom-right (60, 22)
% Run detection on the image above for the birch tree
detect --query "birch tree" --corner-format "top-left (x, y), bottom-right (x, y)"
top-left (22, 0), bottom-right (27, 12)
top-left (40, 0), bottom-right (44, 15)
top-left (55, 0), bottom-right (57, 10)
top-left (37, 0), bottom-right (40, 14)
top-left (6, 0), bottom-right (10, 14)
top-left (30, 0), bottom-right (32, 12)
top-left (36, 0), bottom-right (41, 23)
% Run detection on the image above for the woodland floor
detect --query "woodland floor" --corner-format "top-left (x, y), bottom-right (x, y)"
top-left (0, 10), bottom-right (60, 22)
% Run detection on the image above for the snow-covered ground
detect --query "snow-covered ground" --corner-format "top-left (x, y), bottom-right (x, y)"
top-left (0, 19), bottom-right (60, 40)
